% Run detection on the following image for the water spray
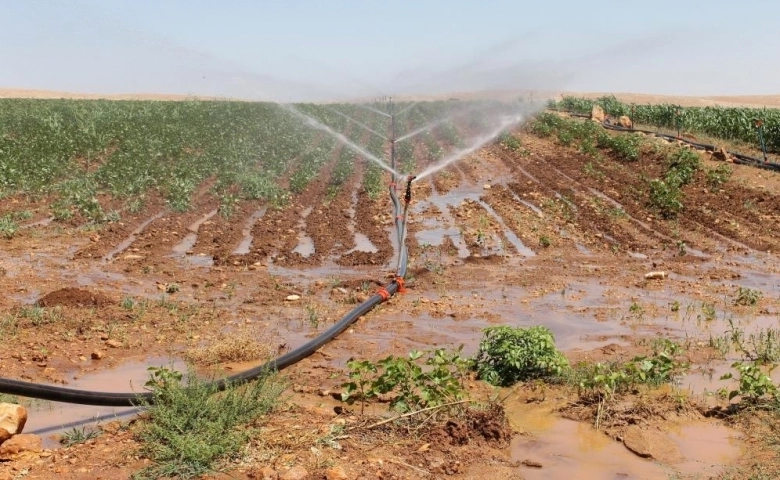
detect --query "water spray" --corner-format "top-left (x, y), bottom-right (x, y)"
top-left (281, 104), bottom-right (400, 177)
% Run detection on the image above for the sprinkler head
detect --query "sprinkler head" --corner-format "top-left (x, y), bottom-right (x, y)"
top-left (404, 176), bottom-right (416, 204)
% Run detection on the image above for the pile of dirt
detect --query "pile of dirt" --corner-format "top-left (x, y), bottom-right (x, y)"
top-left (37, 288), bottom-right (113, 308)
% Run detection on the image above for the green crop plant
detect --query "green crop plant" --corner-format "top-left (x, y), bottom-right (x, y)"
top-left (341, 347), bottom-right (471, 414)
top-left (719, 361), bottom-right (779, 407)
top-left (552, 95), bottom-right (780, 152)
top-left (0, 215), bottom-right (18, 239)
top-left (498, 132), bottom-right (523, 151)
top-left (734, 286), bottom-right (762, 306)
top-left (60, 425), bottom-right (101, 447)
top-left (474, 325), bottom-right (569, 386)
top-left (648, 179), bottom-right (683, 219)
top-left (706, 164), bottom-right (732, 191)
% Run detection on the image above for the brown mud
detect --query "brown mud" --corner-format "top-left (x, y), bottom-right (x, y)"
top-left (3, 118), bottom-right (780, 478)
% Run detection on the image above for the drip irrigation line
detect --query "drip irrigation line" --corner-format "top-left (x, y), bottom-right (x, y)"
top-left (565, 111), bottom-right (780, 172)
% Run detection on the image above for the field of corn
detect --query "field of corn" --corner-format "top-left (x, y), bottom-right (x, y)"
top-left (551, 95), bottom-right (780, 152)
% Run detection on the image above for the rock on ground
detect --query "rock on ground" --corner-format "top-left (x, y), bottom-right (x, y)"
top-left (0, 403), bottom-right (27, 435)
top-left (591, 105), bottom-right (605, 123)
top-left (618, 115), bottom-right (633, 128)
top-left (622, 425), bottom-right (683, 463)
top-left (279, 465), bottom-right (309, 480)
top-left (0, 433), bottom-right (42, 460)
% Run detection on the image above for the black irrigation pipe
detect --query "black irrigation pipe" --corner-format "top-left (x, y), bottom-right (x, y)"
top-left (565, 111), bottom-right (780, 172)
top-left (0, 113), bottom-right (412, 408)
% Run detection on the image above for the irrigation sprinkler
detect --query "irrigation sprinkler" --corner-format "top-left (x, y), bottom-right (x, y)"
top-left (674, 107), bottom-right (682, 139)
top-left (755, 119), bottom-right (768, 163)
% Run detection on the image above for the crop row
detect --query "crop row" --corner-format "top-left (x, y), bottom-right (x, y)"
top-left (0, 97), bottom-right (498, 228)
top-left (552, 95), bottom-right (780, 152)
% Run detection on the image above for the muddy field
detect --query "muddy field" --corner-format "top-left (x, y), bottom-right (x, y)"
top-left (2, 115), bottom-right (780, 479)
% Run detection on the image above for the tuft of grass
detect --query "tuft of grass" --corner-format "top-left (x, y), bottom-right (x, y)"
top-left (133, 367), bottom-right (287, 479)
top-left (734, 286), bottom-right (762, 306)
top-left (184, 331), bottom-right (273, 366)
top-left (0, 215), bottom-right (18, 239)
top-left (60, 425), bottom-right (101, 446)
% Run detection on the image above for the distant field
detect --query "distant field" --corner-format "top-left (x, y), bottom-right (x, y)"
top-left (3, 87), bottom-right (780, 108)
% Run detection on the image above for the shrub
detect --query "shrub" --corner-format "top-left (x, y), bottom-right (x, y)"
top-left (341, 348), bottom-right (470, 414)
top-left (648, 179), bottom-right (683, 219)
top-left (474, 326), bottom-right (569, 386)
top-left (134, 367), bottom-right (286, 479)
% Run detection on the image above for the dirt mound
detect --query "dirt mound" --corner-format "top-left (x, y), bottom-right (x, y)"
top-left (429, 404), bottom-right (512, 447)
top-left (37, 288), bottom-right (113, 308)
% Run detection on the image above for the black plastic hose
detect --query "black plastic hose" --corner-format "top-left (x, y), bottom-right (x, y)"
top-left (1, 161), bottom-right (411, 406)
top-left (597, 117), bottom-right (780, 172)
top-left (0, 280), bottom-right (403, 406)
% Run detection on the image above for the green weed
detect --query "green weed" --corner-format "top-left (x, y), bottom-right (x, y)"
top-left (133, 366), bottom-right (286, 479)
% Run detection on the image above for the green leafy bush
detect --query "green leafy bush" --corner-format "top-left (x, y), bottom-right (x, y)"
top-left (705, 164), bottom-right (732, 190)
top-left (134, 367), bottom-right (286, 479)
top-left (341, 348), bottom-right (471, 414)
top-left (648, 179), bottom-right (683, 218)
top-left (474, 326), bottom-right (569, 386)
top-left (719, 361), bottom-right (779, 406)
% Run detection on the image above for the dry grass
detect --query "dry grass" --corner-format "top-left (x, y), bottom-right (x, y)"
top-left (185, 328), bottom-right (274, 366)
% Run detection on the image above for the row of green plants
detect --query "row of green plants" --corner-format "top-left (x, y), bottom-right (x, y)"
top-left (531, 113), bottom-right (733, 219)
top-left (551, 95), bottom-right (780, 152)
top-left (0, 98), bottom-right (483, 227)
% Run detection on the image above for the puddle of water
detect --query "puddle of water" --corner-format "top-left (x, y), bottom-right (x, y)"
top-left (476, 198), bottom-right (535, 257)
top-left (348, 232), bottom-right (378, 254)
top-left (103, 210), bottom-right (166, 262)
top-left (292, 207), bottom-right (315, 258)
top-left (667, 422), bottom-right (742, 476)
top-left (293, 233), bottom-right (315, 257)
top-left (172, 232), bottom-right (197, 254)
top-left (171, 208), bottom-right (219, 256)
top-left (415, 223), bottom-right (470, 258)
top-left (233, 207), bottom-right (267, 255)
top-left (507, 401), bottom-right (740, 479)
top-left (575, 242), bottom-right (592, 256)
top-left (509, 404), bottom-right (668, 479)
top-left (25, 357), bottom-right (185, 447)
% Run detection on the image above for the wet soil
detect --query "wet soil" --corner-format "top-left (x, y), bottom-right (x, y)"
top-left (2, 119), bottom-right (780, 478)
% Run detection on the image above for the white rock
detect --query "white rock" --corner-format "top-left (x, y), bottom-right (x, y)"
top-left (0, 404), bottom-right (27, 435)
top-left (285, 294), bottom-right (301, 301)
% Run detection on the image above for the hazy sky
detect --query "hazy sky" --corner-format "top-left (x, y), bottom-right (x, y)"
top-left (1, 1), bottom-right (776, 100)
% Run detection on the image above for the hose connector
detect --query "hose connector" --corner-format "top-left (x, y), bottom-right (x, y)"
top-left (404, 175), bottom-right (416, 204)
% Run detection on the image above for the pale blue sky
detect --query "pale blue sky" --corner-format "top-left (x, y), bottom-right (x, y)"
top-left (1, 1), bottom-right (777, 100)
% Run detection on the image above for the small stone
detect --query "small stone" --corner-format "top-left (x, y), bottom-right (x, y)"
top-left (279, 465), bottom-right (309, 480)
top-left (285, 294), bottom-right (301, 302)
top-left (0, 434), bottom-right (41, 460)
top-left (591, 105), bottom-right (605, 122)
top-left (105, 339), bottom-right (123, 348)
top-left (483, 184), bottom-right (491, 190)
top-left (91, 350), bottom-right (104, 360)
top-left (325, 465), bottom-right (348, 480)
top-left (522, 459), bottom-right (543, 468)
top-left (0, 403), bottom-right (28, 435)
top-left (255, 466), bottom-right (278, 480)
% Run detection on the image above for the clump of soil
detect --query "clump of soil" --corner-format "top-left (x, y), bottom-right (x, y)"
top-left (37, 287), bottom-right (113, 308)
top-left (429, 403), bottom-right (512, 447)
